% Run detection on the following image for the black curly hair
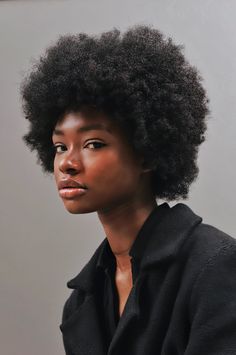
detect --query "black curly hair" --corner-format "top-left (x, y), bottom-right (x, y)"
top-left (20, 24), bottom-right (209, 201)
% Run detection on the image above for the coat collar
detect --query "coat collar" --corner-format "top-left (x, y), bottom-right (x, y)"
top-left (136, 202), bottom-right (202, 268)
top-left (66, 202), bottom-right (202, 291)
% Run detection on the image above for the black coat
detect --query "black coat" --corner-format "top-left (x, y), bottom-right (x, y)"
top-left (59, 203), bottom-right (236, 355)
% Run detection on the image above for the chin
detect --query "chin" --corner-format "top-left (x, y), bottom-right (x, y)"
top-left (62, 200), bottom-right (97, 214)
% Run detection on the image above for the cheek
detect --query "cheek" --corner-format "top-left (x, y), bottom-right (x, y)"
top-left (53, 159), bottom-right (59, 181)
top-left (87, 152), bottom-right (140, 189)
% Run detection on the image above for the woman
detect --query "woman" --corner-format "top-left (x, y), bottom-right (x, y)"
top-left (21, 25), bottom-right (236, 355)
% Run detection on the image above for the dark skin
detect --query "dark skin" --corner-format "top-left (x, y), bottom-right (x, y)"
top-left (52, 108), bottom-right (157, 316)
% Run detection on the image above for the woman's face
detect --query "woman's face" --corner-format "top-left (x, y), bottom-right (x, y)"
top-left (52, 108), bottom-right (152, 214)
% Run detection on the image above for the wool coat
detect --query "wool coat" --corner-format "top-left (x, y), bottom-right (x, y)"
top-left (59, 203), bottom-right (236, 355)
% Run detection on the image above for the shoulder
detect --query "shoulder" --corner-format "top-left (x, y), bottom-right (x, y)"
top-left (183, 221), bottom-right (236, 266)
top-left (178, 220), bottom-right (236, 309)
top-left (172, 214), bottom-right (236, 352)
top-left (168, 202), bottom-right (236, 262)
top-left (187, 225), bottom-right (236, 330)
top-left (172, 207), bottom-right (236, 296)
top-left (162, 202), bottom-right (236, 274)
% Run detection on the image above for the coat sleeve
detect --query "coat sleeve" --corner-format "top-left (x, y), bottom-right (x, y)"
top-left (185, 243), bottom-right (236, 355)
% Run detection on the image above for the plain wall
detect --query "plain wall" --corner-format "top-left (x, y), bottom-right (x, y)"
top-left (0, 0), bottom-right (235, 354)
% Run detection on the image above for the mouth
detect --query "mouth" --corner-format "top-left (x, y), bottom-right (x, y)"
top-left (59, 187), bottom-right (87, 199)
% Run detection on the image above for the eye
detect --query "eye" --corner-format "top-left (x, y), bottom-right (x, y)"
top-left (84, 141), bottom-right (106, 149)
top-left (54, 144), bottom-right (67, 153)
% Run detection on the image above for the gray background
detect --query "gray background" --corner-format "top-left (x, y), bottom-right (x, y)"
top-left (0, 0), bottom-right (235, 354)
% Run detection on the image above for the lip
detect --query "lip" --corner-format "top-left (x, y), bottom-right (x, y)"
top-left (58, 179), bottom-right (87, 190)
top-left (59, 187), bottom-right (87, 199)
top-left (58, 179), bottom-right (87, 199)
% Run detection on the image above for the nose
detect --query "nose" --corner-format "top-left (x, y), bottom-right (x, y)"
top-left (59, 150), bottom-right (82, 175)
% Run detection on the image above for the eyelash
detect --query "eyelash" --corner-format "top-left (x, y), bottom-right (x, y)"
top-left (53, 141), bottom-right (106, 153)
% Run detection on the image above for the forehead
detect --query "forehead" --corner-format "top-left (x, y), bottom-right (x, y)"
top-left (53, 109), bottom-right (115, 133)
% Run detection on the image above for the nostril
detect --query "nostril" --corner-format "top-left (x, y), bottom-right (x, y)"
top-left (66, 168), bottom-right (78, 175)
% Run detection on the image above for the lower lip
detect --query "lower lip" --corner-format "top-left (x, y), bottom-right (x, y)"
top-left (59, 187), bottom-right (87, 199)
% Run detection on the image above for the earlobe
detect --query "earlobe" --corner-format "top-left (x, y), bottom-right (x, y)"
top-left (142, 167), bottom-right (152, 173)
top-left (141, 160), bottom-right (152, 173)
top-left (138, 155), bottom-right (153, 173)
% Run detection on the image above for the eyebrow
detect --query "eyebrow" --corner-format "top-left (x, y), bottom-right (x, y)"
top-left (52, 123), bottom-right (112, 136)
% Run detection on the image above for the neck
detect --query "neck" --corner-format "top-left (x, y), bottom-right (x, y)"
top-left (97, 199), bottom-right (157, 271)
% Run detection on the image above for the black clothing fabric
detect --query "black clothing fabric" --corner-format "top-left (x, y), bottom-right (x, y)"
top-left (98, 246), bottom-right (119, 343)
top-left (59, 203), bottom-right (236, 355)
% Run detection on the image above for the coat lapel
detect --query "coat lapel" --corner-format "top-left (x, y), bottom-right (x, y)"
top-left (60, 240), bottom-right (108, 355)
top-left (60, 293), bottom-right (106, 355)
top-left (139, 203), bottom-right (203, 269)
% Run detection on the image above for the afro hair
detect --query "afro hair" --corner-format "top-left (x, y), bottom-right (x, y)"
top-left (20, 24), bottom-right (209, 200)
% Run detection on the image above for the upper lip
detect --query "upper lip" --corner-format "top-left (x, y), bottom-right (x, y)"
top-left (58, 179), bottom-right (87, 190)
